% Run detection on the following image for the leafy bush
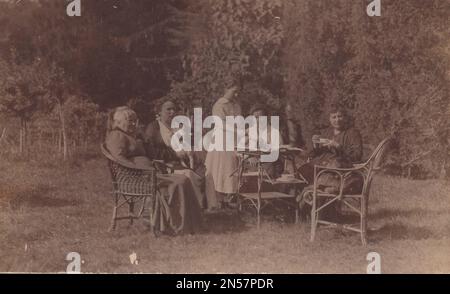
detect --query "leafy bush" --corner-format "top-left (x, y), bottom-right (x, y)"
top-left (283, 0), bottom-right (450, 178)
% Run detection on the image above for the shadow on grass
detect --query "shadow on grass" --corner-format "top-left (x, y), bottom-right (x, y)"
top-left (298, 207), bottom-right (447, 244)
top-left (202, 209), bottom-right (250, 234)
top-left (200, 198), bottom-right (301, 234)
top-left (369, 223), bottom-right (437, 243)
top-left (370, 207), bottom-right (449, 220)
top-left (9, 184), bottom-right (81, 210)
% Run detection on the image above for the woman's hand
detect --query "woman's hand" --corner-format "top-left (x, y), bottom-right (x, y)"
top-left (188, 153), bottom-right (195, 169)
top-left (176, 150), bottom-right (195, 169)
top-left (312, 135), bottom-right (321, 149)
top-left (180, 159), bottom-right (190, 169)
top-left (323, 139), bottom-right (340, 149)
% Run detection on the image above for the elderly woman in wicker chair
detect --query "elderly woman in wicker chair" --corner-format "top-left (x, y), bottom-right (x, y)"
top-left (105, 106), bottom-right (203, 234)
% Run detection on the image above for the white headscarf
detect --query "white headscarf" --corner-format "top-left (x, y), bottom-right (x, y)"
top-left (112, 106), bottom-right (138, 134)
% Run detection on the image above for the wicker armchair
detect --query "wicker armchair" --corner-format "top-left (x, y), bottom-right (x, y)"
top-left (297, 137), bottom-right (393, 245)
top-left (101, 143), bottom-right (171, 234)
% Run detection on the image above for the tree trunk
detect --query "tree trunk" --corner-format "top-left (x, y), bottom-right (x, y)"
top-left (52, 131), bottom-right (55, 151)
top-left (57, 101), bottom-right (68, 161)
top-left (0, 128), bottom-right (6, 146)
top-left (24, 120), bottom-right (28, 156)
top-left (38, 131), bottom-right (42, 152)
top-left (440, 156), bottom-right (448, 180)
top-left (72, 139), bottom-right (76, 156)
top-left (19, 121), bottom-right (22, 154)
top-left (19, 118), bottom-right (25, 154)
top-left (58, 130), bottom-right (62, 154)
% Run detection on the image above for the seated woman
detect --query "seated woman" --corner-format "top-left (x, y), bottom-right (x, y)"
top-left (282, 102), bottom-right (305, 149)
top-left (239, 103), bottom-right (285, 193)
top-left (143, 99), bottom-right (205, 209)
top-left (105, 106), bottom-right (203, 234)
top-left (247, 103), bottom-right (284, 177)
top-left (298, 103), bottom-right (363, 194)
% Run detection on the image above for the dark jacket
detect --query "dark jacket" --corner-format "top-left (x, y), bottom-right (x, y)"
top-left (299, 127), bottom-right (363, 188)
top-left (105, 129), bottom-right (147, 166)
top-left (310, 127), bottom-right (363, 166)
top-left (142, 121), bottom-right (180, 163)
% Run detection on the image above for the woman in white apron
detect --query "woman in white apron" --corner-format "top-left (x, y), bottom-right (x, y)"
top-left (205, 84), bottom-right (242, 210)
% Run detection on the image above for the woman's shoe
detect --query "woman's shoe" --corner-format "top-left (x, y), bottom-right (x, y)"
top-left (205, 206), bottom-right (222, 214)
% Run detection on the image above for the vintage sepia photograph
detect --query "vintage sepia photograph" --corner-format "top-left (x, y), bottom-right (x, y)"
top-left (0, 0), bottom-right (449, 275)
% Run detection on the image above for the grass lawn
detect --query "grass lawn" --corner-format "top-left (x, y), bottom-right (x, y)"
top-left (0, 156), bottom-right (449, 273)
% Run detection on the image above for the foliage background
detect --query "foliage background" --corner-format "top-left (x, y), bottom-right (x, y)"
top-left (0, 0), bottom-right (448, 178)
top-left (282, 0), bottom-right (449, 177)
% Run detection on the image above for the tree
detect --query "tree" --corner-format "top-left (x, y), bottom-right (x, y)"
top-left (283, 0), bottom-right (450, 177)
top-left (167, 0), bottom-right (284, 113)
top-left (32, 95), bottom-right (104, 156)
top-left (0, 57), bottom-right (48, 154)
top-left (1, 0), bottom-right (190, 158)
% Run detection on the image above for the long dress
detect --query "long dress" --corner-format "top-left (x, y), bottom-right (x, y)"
top-left (204, 97), bottom-right (242, 208)
top-left (143, 120), bottom-right (205, 209)
top-left (105, 128), bottom-right (203, 234)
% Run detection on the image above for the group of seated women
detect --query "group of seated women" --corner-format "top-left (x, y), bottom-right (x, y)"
top-left (104, 88), bottom-right (364, 234)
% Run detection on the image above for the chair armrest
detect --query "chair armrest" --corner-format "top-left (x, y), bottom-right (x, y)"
top-left (152, 160), bottom-right (174, 174)
top-left (113, 158), bottom-right (156, 172)
top-left (112, 157), bottom-right (172, 174)
top-left (313, 165), bottom-right (368, 182)
top-left (311, 164), bottom-right (368, 198)
top-left (314, 164), bottom-right (365, 173)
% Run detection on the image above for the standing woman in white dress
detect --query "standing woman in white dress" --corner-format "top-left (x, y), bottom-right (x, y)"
top-left (205, 82), bottom-right (242, 210)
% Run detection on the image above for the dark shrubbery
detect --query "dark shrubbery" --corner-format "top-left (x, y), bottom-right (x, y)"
top-left (282, 0), bottom-right (449, 179)
top-left (1, 0), bottom-right (448, 178)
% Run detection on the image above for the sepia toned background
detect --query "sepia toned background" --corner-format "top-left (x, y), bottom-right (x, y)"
top-left (0, 0), bottom-right (449, 273)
